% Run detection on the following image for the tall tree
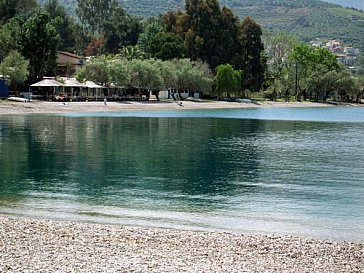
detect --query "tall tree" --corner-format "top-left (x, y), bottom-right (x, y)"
top-left (289, 43), bottom-right (338, 100)
top-left (44, 0), bottom-right (77, 52)
top-left (20, 11), bottom-right (60, 80)
top-left (0, 0), bottom-right (37, 25)
top-left (0, 17), bottom-right (22, 61)
top-left (238, 16), bottom-right (266, 92)
top-left (137, 17), bottom-right (164, 53)
top-left (103, 6), bottom-right (142, 54)
top-left (149, 32), bottom-right (186, 60)
top-left (162, 1), bottom-right (265, 92)
top-left (76, 0), bottom-right (118, 35)
top-left (184, 0), bottom-right (240, 69)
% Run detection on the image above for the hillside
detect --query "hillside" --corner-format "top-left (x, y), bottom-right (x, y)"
top-left (323, 0), bottom-right (364, 10)
top-left (38, 0), bottom-right (364, 51)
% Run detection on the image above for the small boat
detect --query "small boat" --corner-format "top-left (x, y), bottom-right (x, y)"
top-left (8, 97), bottom-right (28, 102)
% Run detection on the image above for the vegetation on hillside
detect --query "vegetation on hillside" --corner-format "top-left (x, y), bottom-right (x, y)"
top-left (38, 0), bottom-right (364, 51)
top-left (324, 0), bottom-right (364, 10)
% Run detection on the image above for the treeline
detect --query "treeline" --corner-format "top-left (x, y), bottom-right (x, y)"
top-left (266, 32), bottom-right (364, 102)
top-left (77, 57), bottom-right (213, 100)
top-left (0, 0), bottom-right (363, 102)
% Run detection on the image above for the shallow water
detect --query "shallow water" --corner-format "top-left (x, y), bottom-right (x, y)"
top-left (0, 108), bottom-right (363, 241)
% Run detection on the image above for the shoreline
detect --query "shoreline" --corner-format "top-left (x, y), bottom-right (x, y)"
top-left (0, 216), bottom-right (363, 272)
top-left (0, 99), bottom-right (357, 115)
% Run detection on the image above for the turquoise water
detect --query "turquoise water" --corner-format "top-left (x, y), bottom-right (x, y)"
top-left (0, 107), bottom-right (364, 242)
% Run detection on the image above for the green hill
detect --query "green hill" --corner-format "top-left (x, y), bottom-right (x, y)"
top-left (39, 0), bottom-right (364, 51)
top-left (323, 0), bottom-right (364, 10)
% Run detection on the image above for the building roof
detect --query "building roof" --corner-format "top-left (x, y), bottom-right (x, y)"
top-left (31, 79), bottom-right (64, 87)
top-left (63, 78), bottom-right (85, 87)
top-left (58, 51), bottom-right (87, 60)
top-left (84, 81), bottom-right (105, 88)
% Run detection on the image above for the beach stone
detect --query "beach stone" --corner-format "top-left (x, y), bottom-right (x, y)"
top-left (0, 216), bottom-right (363, 272)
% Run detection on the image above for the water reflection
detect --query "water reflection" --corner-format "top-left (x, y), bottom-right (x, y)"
top-left (0, 113), bottom-right (363, 241)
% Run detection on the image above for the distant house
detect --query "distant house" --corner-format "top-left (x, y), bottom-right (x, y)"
top-left (336, 54), bottom-right (356, 67)
top-left (57, 51), bottom-right (87, 77)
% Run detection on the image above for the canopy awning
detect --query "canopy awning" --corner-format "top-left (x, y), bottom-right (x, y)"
top-left (31, 79), bottom-right (64, 87)
top-left (84, 81), bottom-right (105, 88)
top-left (63, 78), bottom-right (84, 87)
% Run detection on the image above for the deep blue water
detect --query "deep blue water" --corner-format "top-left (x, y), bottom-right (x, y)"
top-left (0, 107), bottom-right (363, 242)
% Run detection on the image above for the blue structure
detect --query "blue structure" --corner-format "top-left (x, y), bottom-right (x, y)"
top-left (0, 80), bottom-right (9, 98)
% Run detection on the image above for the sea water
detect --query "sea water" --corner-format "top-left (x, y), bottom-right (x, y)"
top-left (0, 107), bottom-right (363, 242)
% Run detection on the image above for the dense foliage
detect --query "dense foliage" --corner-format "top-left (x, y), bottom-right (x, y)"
top-left (163, 1), bottom-right (265, 91)
top-left (76, 56), bottom-right (214, 100)
top-left (266, 41), bottom-right (363, 102)
top-left (38, 0), bottom-right (364, 52)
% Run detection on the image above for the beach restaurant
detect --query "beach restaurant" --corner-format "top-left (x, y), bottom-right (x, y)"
top-left (31, 78), bottom-right (107, 101)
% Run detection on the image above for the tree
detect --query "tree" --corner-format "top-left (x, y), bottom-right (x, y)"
top-left (76, 56), bottom-right (110, 86)
top-left (0, 0), bottom-right (37, 25)
top-left (158, 60), bottom-right (178, 99)
top-left (20, 11), bottom-right (60, 80)
top-left (149, 32), bottom-right (186, 60)
top-left (0, 51), bottom-right (29, 96)
top-left (76, 0), bottom-right (118, 35)
top-left (238, 17), bottom-right (266, 92)
top-left (172, 58), bottom-right (213, 99)
top-left (162, 1), bottom-right (266, 91)
top-left (109, 59), bottom-right (131, 88)
top-left (44, 0), bottom-right (76, 52)
top-left (0, 17), bottom-right (22, 61)
top-left (215, 64), bottom-right (240, 99)
top-left (129, 59), bottom-right (164, 100)
top-left (103, 6), bottom-right (142, 54)
top-left (183, 0), bottom-right (240, 69)
top-left (289, 44), bottom-right (338, 101)
top-left (118, 46), bottom-right (146, 60)
top-left (84, 36), bottom-right (104, 56)
top-left (268, 31), bottom-right (298, 63)
top-left (137, 18), bottom-right (164, 53)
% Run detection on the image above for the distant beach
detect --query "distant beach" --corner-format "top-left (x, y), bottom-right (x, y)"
top-left (0, 100), bottom-right (355, 115)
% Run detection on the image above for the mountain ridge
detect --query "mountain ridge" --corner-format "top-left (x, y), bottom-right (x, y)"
top-left (38, 0), bottom-right (364, 51)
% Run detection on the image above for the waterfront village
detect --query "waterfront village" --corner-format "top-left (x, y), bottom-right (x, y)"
top-left (310, 39), bottom-right (361, 69)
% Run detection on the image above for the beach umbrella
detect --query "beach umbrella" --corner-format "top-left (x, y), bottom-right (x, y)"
top-left (63, 78), bottom-right (84, 87)
top-left (31, 79), bottom-right (64, 99)
top-left (63, 78), bottom-right (85, 99)
top-left (84, 81), bottom-right (106, 98)
top-left (31, 79), bottom-right (64, 87)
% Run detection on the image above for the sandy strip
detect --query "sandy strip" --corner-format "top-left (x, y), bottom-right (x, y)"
top-left (0, 217), bottom-right (363, 272)
top-left (0, 100), bottom-right (343, 115)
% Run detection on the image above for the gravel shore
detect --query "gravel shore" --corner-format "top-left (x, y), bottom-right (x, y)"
top-left (0, 217), bottom-right (363, 272)
top-left (0, 100), bottom-right (338, 115)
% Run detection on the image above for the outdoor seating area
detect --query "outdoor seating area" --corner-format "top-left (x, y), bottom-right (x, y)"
top-left (30, 78), bottom-right (146, 101)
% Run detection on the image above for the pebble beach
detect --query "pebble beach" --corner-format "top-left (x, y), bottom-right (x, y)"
top-left (0, 216), bottom-right (363, 272)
